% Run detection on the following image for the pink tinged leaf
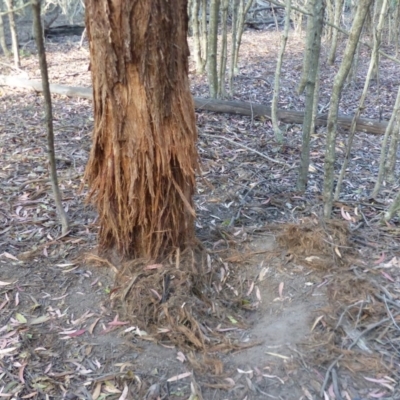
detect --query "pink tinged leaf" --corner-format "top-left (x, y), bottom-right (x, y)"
top-left (328, 383), bottom-right (335, 397)
top-left (0, 330), bottom-right (18, 340)
top-left (68, 329), bottom-right (86, 338)
top-left (224, 378), bottom-right (235, 387)
top-left (15, 292), bottom-right (19, 306)
top-left (91, 277), bottom-right (100, 286)
top-left (364, 377), bottom-right (395, 391)
top-left (44, 363), bottom-right (52, 374)
top-left (380, 271), bottom-right (395, 282)
top-left (150, 289), bottom-right (162, 301)
top-left (369, 391), bottom-right (387, 398)
top-left (144, 263), bottom-right (163, 270)
top-left (108, 315), bottom-right (129, 327)
top-left (374, 253), bottom-right (385, 265)
top-left (19, 362), bottom-right (27, 383)
top-left (340, 207), bottom-right (352, 221)
top-left (2, 252), bottom-right (19, 261)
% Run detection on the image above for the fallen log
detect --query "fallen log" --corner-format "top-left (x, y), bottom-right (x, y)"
top-left (0, 75), bottom-right (388, 135)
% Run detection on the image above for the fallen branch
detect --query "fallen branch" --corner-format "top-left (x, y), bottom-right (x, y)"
top-left (0, 75), bottom-right (389, 135)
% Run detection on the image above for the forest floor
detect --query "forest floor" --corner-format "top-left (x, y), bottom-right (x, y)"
top-left (1, 26), bottom-right (400, 400)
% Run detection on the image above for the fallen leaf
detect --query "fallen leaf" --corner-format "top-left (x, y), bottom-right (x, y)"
top-left (2, 252), bottom-right (19, 261)
top-left (92, 382), bottom-right (102, 400)
top-left (167, 371), bottom-right (192, 382)
top-left (265, 352), bottom-right (290, 360)
top-left (311, 315), bottom-right (324, 332)
top-left (334, 247), bottom-right (342, 258)
top-left (0, 347), bottom-right (17, 355)
top-left (118, 384), bottom-right (129, 400)
top-left (176, 351), bottom-right (186, 363)
top-left (0, 280), bottom-right (14, 286)
top-left (68, 329), bottom-right (86, 337)
top-left (29, 315), bottom-right (50, 325)
top-left (15, 313), bottom-right (27, 324)
top-left (227, 315), bottom-right (238, 324)
top-left (278, 282), bottom-right (284, 298)
top-left (144, 263), bottom-right (163, 270)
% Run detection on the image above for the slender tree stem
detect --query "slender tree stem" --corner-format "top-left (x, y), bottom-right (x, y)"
top-left (32, 0), bottom-right (69, 236)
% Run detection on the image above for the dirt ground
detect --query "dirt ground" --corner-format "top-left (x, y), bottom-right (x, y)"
top-left (1, 24), bottom-right (400, 400)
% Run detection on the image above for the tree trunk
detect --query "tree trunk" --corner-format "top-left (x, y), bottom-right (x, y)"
top-left (334, 0), bottom-right (387, 200)
top-left (297, 0), bottom-right (317, 95)
top-left (84, 0), bottom-right (199, 260)
top-left (271, 0), bottom-right (291, 143)
top-left (0, 1), bottom-right (9, 57)
top-left (327, 0), bottom-right (344, 65)
top-left (372, 84), bottom-right (400, 197)
top-left (207, 0), bottom-right (220, 98)
top-left (234, 0), bottom-right (254, 71)
top-left (385, 121), bottom-right (400, 183)
top-left (218, 0), bottom-right (229, 98)
top-left (229, 0), bottom-right (239, 95)
top-left (297, 0), bottom-right (324, 191)
top-left (191, 0), bottom-right (206, 74)
top-left (323, 0), bottom-right (373, 218)
top-left (200, 0), bottom-right (208, 69)
top-left (5, 0), bottom-right (20, 68)
top-left (395, 1), bottom-right (400, 57)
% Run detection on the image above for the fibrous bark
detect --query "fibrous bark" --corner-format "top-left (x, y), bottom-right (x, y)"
top-left (84, 0), bottom-right (199, 259)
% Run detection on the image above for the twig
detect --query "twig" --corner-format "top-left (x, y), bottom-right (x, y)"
top-left (331, 368), bottom-right (343, 400)
top-left (201, 133), bottom-right (287, 165)
top-left (321, 316), bottom-right (391, 396)
top-left (320, 355), bottom-right (344, 397)
top-left (383, 297), bottom-right (400, 331)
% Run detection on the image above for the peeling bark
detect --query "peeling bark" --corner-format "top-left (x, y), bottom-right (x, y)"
top-left (84, 0), bottom-right (199, 260)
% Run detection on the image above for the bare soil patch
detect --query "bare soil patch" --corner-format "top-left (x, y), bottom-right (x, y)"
top-left (1, 29), bottom-right (400, 399)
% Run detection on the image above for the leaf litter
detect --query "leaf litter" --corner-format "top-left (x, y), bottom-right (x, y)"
top-left (0, 26), bottom-right (399, 399)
